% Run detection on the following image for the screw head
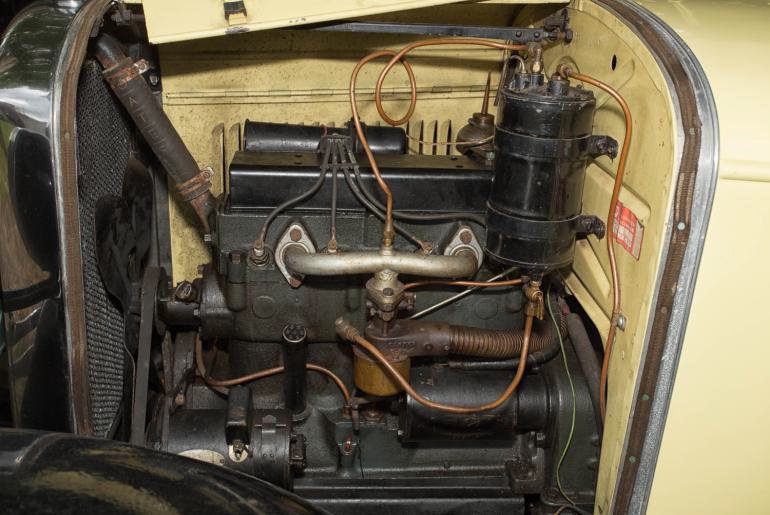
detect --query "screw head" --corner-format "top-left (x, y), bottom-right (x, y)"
top-left (459, 229), bottom-right (473, 244)
top-left (289, 228), bottom-right (302, 242)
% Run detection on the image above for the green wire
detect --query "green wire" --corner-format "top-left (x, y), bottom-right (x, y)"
top-left (548, 287), bottom-right (576, 506)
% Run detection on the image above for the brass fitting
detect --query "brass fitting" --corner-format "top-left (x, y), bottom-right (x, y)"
top-left (335, 317), bottom-right (359, 341)
top-left (365, 269), bottom-right (406, 322)
top-left (523, 278), bottom-right (545, 320)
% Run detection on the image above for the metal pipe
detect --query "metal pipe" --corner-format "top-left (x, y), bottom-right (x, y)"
top-left (409, 267), bottom-right (517, 319)
top-left (281, 324), bottom-right (309, 420)
top-left (557, 64), bottom-right (633, 421)
top-left (284, 247), bottom-right (477, 278)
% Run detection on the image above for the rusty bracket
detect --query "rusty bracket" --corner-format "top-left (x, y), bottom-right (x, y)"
top-left (103, 57), bottom-right (150, 88)
top-left (177, 166), bottom-right (214, 201)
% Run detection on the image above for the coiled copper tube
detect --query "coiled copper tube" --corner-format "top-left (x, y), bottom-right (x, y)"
top-left (350, 39), bottom-right (527, 247)
top-left (557, 65), bottom-right (633, 422)
top-left (336, 315), bottom-right (534, 414)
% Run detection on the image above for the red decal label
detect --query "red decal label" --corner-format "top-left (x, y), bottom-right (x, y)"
top-left (612, 201), bottom-right (643, 260)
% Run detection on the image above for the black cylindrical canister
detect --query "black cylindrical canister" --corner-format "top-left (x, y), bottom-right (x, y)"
top-left (485, 75), bottom-right (596, 272)
top-left (399, 365), bottom-right (549, 442)
top-left (243, 120), bottom-right (407, 155)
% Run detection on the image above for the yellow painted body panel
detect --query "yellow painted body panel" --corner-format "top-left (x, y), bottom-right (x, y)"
top-left (637, 1), bottom-right (770, 513)
top-left (139, 0), bottom-right (566, 44)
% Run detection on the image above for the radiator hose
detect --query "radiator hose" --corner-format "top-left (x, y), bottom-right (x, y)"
top-left (93, 33), bottom-right (216, 232)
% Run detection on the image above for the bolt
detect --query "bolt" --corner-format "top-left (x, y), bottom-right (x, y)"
top-left (616, 314), bottom-right (627, 331)
top-left (203, 233), bottom-right (212, 245)
top-left (383, 287), bottom-right (394, 296)
top-left (289, 228), bottom-right (302, 242)
top-left (250, 245), bottom-right (269, 266)
top-left (230, 250), bottom-right (243, 264)
top-left (148, 73), bottom-right (159, 86)
top-left (174, 392), bottom-right (185, 407)
top-left (288, 277), bottom-right (302, 288)
top-left (233, 440), bottom-right (245, 460)
top-left (174, 281), bottom-right (194, 302)
top-left (459, 229), bottom-right (473, 244)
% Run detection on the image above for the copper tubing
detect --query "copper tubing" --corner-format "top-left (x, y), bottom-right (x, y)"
top-left (336, 315), bottom-right (534, 414)
top-left (557, 65), bottom-right (633, 421)
top-left (403, 277), bottom-right (523, 290)
top-left (349, 51), bottom-right (416, 247)
top-left (194, 336), bottom-right (351, 404)
top-left (350, 39), bottom-right (526, 247)
top-left (372, 39), bottom-right (527, 126)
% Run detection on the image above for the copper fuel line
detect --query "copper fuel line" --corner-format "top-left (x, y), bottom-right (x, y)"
top-left (556, 64), bottom-right (633, 422)
top-left (194, 335), bottom-right (351, 405)
top-left (349, 40), bottom-right (528, 248)
top-left (402, 277), bottom-right (523, 291)
top-left (336, 314), bottom-right (534, 414)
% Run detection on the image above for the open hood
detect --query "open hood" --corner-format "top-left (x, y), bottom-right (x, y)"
top-left (137, 0), bottom-right (567, 43)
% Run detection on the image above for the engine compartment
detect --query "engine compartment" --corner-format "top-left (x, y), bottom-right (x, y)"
top-left (64, 1), bottom-right (685, 513)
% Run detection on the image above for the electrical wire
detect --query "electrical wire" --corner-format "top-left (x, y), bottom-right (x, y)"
top-left (347, 147), bottom-right (487, 227)
top-left (557, 65), bottom-right (633, 422)
top-left (549, 287), bottom-right (576, 506)
top-left (340, 159), bottom-right (427, 249)
top-left (350, 40), bottom-right (527, 247)
top-left (194, 335), bottom-right (351, 405)
top-left (336, 314), bottom-right (533, 414)
top-left (254, 158), bottom-right (328, 249)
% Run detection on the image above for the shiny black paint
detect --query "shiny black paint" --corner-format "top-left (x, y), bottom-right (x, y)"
top-left (0, 428), bottom-right (325, 515)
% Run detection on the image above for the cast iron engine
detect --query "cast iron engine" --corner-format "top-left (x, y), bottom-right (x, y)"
top-left (91, 31), bottom-right (614, 515)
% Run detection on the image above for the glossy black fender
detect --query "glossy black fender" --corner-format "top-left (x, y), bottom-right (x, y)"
top-left (0, 428), bottom-right (326, 515)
